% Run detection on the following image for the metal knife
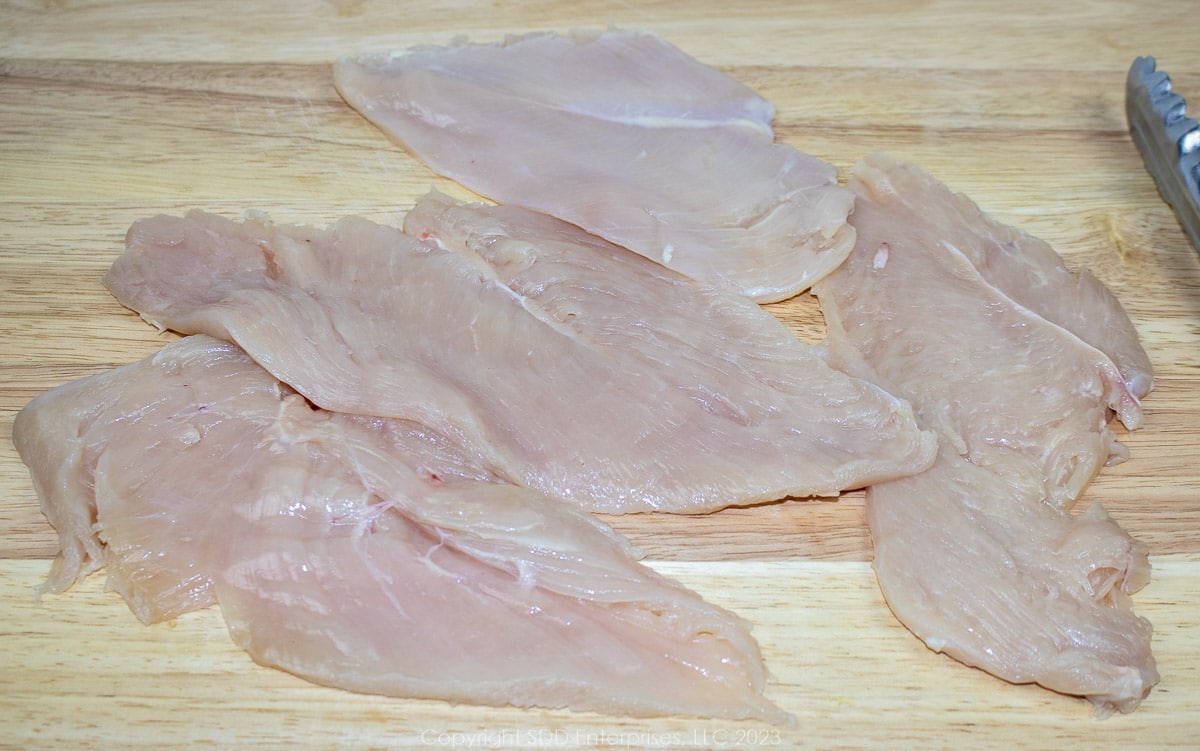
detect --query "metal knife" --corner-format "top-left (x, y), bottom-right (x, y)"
top-left (1126, 56), bottom-right (1200, 254)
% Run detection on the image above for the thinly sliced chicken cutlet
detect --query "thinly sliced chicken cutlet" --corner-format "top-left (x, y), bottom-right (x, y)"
top-left (862, 157), bottom-right (1153, 399)
top-left (12, 335), bottom-right (790, 722)
top-left (332, 29), bottom-right (854, 302)
top-left (103, 200), bottom-right (936, 514)
top-left (867, 455), bottom-right (1155, 715)
top-left (814, 154), bottom-right (1157, 715)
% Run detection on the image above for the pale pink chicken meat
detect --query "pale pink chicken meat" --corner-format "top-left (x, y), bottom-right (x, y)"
top-left (814, 154), bottom-right (1157, 714)
top-left (866, 158), bottom-right (1153, 399)
top-left (103, 199), bottom-right (936, 514)
top-left (12, 335), bottom-right (789, 722)
top-left (332, 29), bottom-right (855, 302)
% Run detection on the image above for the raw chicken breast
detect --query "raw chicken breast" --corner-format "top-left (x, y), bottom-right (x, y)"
top-left (13, 335), bottom-right (789, 722)
top-left (867, 456), bottom-right (1155, 715)
top-left (332, 30), bottom-right (855, 302)
top-left (12, 336), bottom-right (497, 622)
top-left (103, 201), bottom-right (936, 514)
top-left (337, 28), bottom-right (777, 137)
top-left (814, 154), bottom-right (1157, 714)
top-left (863, 157), bottom-right (1153, 398)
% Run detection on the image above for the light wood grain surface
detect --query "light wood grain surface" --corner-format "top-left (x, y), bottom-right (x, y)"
top-left (2, 1), bottom-right (1198, 749)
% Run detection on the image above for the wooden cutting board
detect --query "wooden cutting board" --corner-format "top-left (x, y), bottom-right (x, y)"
top-left (2, 1), bottom-right (1198, 748)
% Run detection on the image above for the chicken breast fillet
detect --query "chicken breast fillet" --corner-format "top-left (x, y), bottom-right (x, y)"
top-left (104, 198), bottom-right (935, 514)
top-left (13, 335), bottom-right (790, 722)
top-left (333, 29), bottom-right (855, 302)
top-left (814, 154), bottom-right (1157, 715)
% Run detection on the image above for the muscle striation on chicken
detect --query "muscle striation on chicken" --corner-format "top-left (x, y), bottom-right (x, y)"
top-left (814, 154), bottom-right (1157, 715)
top-left (103, 198), bottom-right (936, 514)
top-left (333, 29), bottom-right (855, 302)
top-left (13, 335), bottom-right (791, 722)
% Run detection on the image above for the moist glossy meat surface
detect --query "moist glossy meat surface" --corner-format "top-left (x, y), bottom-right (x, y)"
top-left (814, 154), bottom-right (1157, 714)
top-left (12, 335), bottom-right (789, 722)
top-left (103, 199), bottom-right (936, 514)
top-left (333, 30), bottom-right (855, 302)
top-left (862, 157), bottom-right (1153, 399)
